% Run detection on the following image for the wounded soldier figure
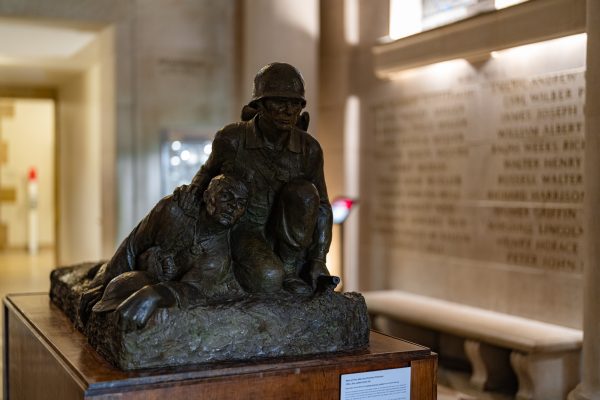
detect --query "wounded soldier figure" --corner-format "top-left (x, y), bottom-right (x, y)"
top-left (79, 174), bottom-right (248, 330)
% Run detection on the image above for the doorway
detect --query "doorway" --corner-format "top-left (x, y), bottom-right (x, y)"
top-left (0, 93), bottom-right (57, 257)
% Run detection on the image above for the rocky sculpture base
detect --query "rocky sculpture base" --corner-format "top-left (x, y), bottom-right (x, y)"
top-left (50, 264), bottom-right (370, 370)
top-left (50, 262), bottom-right (105, 331)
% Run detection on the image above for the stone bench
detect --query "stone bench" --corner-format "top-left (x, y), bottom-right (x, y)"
top-left (363, 290), bottom-right (582, 400)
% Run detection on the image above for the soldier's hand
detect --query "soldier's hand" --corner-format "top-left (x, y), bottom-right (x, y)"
top-left (308, 259), bottom-right (330, 288)
top-left (116, 286), bottom-right (162, 331)
top-left (174, 184), bottom-right (200, 210)
top-left (159, 253), bottom-right (177, 281)
top-left (79, 285), bottom-right (104, 324)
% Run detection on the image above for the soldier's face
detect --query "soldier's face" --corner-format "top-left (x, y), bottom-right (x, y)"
top-left (261, 97), bottom-right (303, 131)
top-left (206, 187), bottom-right (247, 227)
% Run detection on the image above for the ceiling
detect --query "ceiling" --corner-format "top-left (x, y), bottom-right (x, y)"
top-left (0, 18), bottom-right (101, 87)
top-left (0, 18), bottom-right (96, 59)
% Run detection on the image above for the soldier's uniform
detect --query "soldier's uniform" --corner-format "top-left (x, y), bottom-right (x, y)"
top-left (90, 188), bottom-right (243, 313)
top-left (191, 115), bottom-right (332, 293)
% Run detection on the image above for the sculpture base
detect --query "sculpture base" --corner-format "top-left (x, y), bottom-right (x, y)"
top-left (87, 290), bottom-right (370, 370)
top-left (50, 262), bottom-right (104, 330)
top-left (50, 264), bottom-right (370, 370)
top-left (4, 293), bottom-right (437, 400)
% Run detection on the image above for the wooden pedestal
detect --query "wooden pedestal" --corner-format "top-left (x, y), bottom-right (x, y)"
top-left (3, 293), bottom-right (437, 399)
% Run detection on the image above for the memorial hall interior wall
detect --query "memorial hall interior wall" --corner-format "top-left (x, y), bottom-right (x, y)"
top-left (322, 0), bottom-right (586, 329)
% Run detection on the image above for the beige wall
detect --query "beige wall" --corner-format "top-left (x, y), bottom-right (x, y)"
top-left (131, 0), bottom-right (237, 222)
top-left (54, 26), bottom-right (115, 264)
top-left (58, 64), bottom-right (100, 263)
top-left (0, 98), bottom-right (55, 248)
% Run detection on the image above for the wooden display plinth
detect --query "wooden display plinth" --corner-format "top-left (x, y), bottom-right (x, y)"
top-left (3, 293), bottom-right (437, 399)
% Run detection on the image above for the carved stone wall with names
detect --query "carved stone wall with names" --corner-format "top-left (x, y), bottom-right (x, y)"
top-left (363, 35), bottom-right (586, 328)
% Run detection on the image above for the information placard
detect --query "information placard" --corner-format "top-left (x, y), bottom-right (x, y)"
top-left (340, 367), bottom-right (411, 400)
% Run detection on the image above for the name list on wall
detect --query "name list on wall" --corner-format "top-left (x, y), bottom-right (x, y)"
top-left (372, 69), bottom-right (585, 273)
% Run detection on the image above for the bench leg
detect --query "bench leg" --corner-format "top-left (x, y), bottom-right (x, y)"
top-left (464, 339), bottom-right (516, 391)
top-left (510, 350), bottom-right (580, 400)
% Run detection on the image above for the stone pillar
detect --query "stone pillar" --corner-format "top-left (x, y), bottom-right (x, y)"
top-left (318, 0), bottom-right (351, 281)
top-left (242, 0), bottom-right (319, 125)
top-left (569, 1), bottom-right (600, 399)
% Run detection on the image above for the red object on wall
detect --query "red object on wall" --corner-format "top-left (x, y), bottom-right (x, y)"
top-left (28, 167), bottom-right (37, 181)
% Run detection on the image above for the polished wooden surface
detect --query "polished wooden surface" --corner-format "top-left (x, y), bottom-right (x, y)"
top-left (5, 301), bottom-right (85, 399)
top-left (5, 293), bottom-right (437, 399)
top-left (0, 249), bottom-right (56, 398)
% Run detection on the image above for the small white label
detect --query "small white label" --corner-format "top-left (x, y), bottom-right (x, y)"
top-left (340, 367), bottom-right (411, 400)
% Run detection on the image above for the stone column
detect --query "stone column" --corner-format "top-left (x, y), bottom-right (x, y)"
top-left (318, 0), bottom-right (349, 280)
top-left (569, 1), bottom-right (600, 399)
top-left (242, 0), bottom-right (319, 124)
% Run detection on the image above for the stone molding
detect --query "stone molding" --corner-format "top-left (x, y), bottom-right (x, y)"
top-left (373, 0), bottom-right (586, 78)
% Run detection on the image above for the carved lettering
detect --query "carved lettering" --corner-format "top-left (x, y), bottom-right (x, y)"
top-left (371, 69), bottom-right (584, 273)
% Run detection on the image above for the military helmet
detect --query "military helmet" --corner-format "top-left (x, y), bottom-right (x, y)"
top-left (250, 62), bottom-right (306, 107)
top-left (92, 271), bottom-right (153, 313)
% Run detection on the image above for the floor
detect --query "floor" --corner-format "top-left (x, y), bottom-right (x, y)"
top-left (438, 384), bottom-right (478, 400)
top-left (0, 248), bottom-right (56, 400)
top-left (439, 369), bottom-right (514, 400)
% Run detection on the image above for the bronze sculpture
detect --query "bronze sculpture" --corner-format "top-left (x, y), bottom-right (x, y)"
top-left (50, 62), bottom-right (369, 370)
top-left (83, 174), bottom-right (248, 330)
